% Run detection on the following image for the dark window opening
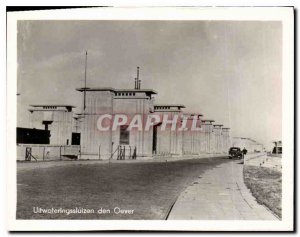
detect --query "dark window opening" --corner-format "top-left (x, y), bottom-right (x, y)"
top-left (152, 125), bottom-right (158, 154)
top-left (120, 125), bottom-right (130, 145)
top-left (72, 133), bottom-right (81, 145)
top-left (17, 127), bottom-right (50, 144)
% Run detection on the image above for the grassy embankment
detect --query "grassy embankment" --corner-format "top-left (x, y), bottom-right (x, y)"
top-left (244, 165), bottom-right (282, 218)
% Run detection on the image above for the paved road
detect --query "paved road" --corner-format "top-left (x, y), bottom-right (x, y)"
top-left (17, 157), bottom-right (229, 219)
top-left (168, 160), bottom-right (278, 220)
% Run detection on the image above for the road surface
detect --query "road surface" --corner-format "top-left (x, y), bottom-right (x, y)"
top-left (17, 157), bottom-right (229, 219)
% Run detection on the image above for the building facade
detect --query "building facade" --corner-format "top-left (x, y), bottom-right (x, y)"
top-left (201, 120), bottom-right (215, 153)
top-left (25, 79), bottom-right (232, 160)
top-left (76, 88), bottom-right (157, 159)
top-left (75, 83), bottom-right (231, 160)
top-left (29, 105), bottom-right (75, 145)
top-left (272, 140), bottom-right (282, 154)
top-left (221, 128), bottom-right (231, 153)
top-left (153, 105), bottom-right (185, 156)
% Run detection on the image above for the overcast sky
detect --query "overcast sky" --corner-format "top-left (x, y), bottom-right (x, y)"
top-left (17, 20), bottom-right (282, 149)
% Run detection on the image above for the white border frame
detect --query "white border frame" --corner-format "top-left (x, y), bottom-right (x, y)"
top-left (6, 7), bottom-right (294, 231)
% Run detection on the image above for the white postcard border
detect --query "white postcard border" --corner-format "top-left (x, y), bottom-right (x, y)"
top-left (7, 7), bottom-right (294, 231)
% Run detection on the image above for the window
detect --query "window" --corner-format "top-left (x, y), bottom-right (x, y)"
top-left (120, 125), bottom-right (130, 145)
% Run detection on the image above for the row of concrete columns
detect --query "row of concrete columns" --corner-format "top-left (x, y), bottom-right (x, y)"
top-left (155, 117), bottom-right (231, 156)
top-left (192, 120), bottom-right (230, 154)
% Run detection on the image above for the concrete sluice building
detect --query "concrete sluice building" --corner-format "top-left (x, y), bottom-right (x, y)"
top-left (29, 105), bottom-right (75, 145)
top-left (152, 106), bottom-right (205, 156)
top-left (75, 83), bottom-right (231, 160)
top-left (272, 140), bottom-right (282, 154)
top-left (221, 128), bottom-right (231, 153)
top-left (16, 105), bottom-right (80, 161)
top-left (152, 104), bottom-right (185, 156)
top-left (22, 75), bottom-right (232, 160)
top-left (200, 120), bottom-right (214, 153)
top-left (76, 87), bottom-right (157, 159)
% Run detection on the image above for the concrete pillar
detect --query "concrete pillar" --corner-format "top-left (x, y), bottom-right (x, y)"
top-left (213, 125), bottom-right (223, 153)
top-left (201, 120), bottom-right (215, 153)
top-left (222, 128), bottom-right (230, 153)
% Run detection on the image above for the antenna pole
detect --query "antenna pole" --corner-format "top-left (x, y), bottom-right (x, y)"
top-left (137, 67), bottom-right (140, 89)
top-left (84, 51), bottom-right (88, 111)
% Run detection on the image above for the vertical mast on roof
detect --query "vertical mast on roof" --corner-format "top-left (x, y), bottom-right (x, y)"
top-left (83, 51), bottom-right (88, 111)
top-left (134, 77), bottom-right (137, 89)
top-left (137, 66), bottom-right (141, 89)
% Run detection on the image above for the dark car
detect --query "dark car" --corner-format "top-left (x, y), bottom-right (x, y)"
top-left (228, 147), bottom-right (243, 159)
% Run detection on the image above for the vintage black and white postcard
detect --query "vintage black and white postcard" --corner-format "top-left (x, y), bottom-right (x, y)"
top-left (6, 7), bottom-right (294, 231)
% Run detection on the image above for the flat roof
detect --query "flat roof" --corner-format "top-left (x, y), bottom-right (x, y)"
top-left (30, 104), bottom-right (76, 108)
top-left (75, 113), bottom-right (86, 117)
top-left (189, 113), bottom-right (203, 117)
top-left (76, 87), bottom-right (114, 92)
top-left (154, 104), bottom-right (186, 108)
top-left (76, 87), bottom-right (157, 94)
top-left (116, 89), bottom-right (157, 94)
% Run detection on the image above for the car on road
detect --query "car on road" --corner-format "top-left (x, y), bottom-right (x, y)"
top-left (228, 147), bottom-right (243, 159)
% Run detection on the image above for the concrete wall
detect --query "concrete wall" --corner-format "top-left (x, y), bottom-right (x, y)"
top-left (80, 91), bottom-right (114, 159)
top-left (79, 90), bottom-right (155, 159)
top-left (201, 123), bottom-right (214, 153)
top-left (30, 109), bottom-right (73, 145)
top-left (113, 95), bottom-right (154, 157)
top-left (212, 126), bottom-right (223, 154)
top-left (182, 128), bottom-right (200, 155)
top-left (155, 111), bottom-right (182, 156)
top-left (76, 89), bottom-right (233, 160)
top-left (153, 113), bottom-right (206, 156)
top-left (221, 129), bottom-right (231, 153)
top-left (199, 127), bottom-right (206, 153)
